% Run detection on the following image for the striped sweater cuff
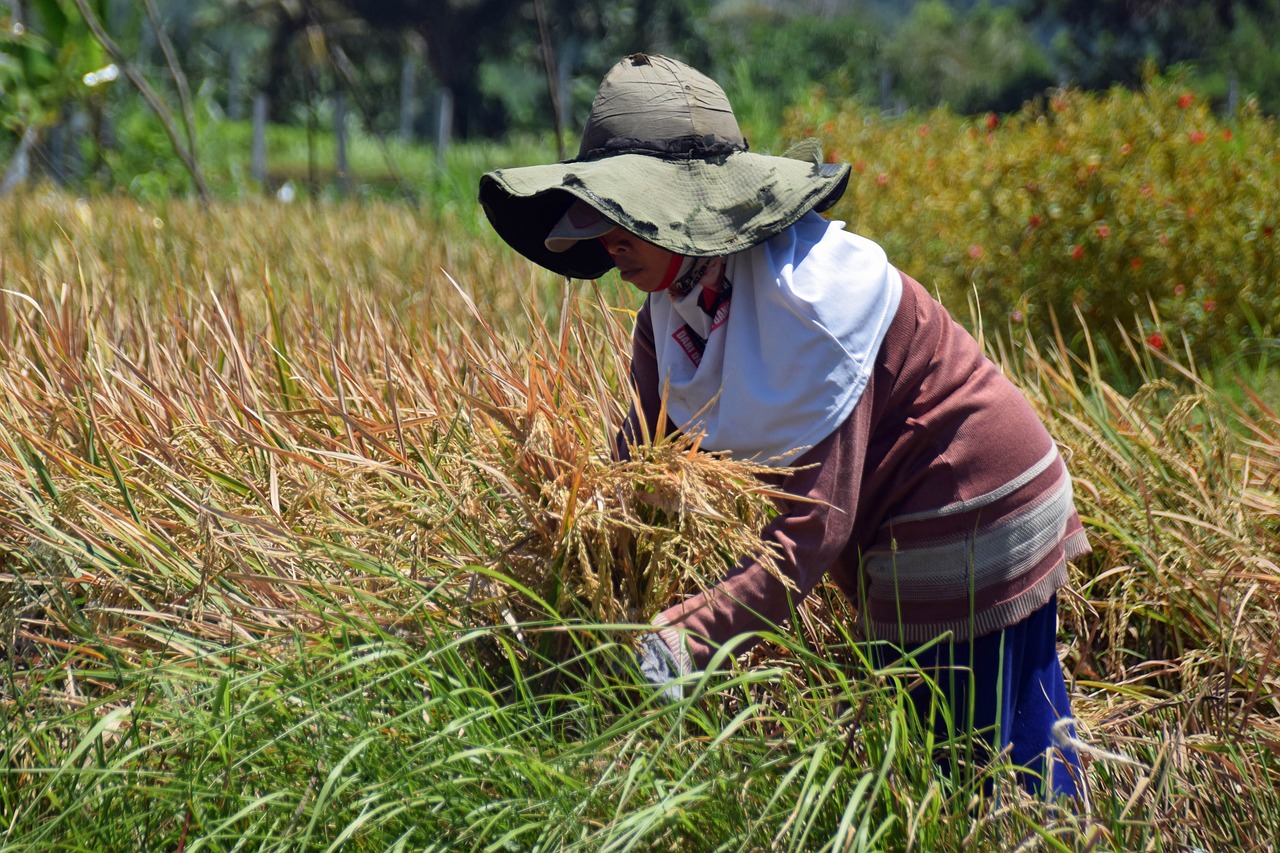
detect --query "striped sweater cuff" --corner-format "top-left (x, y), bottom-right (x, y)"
top-left (652, 613), bottom-right (693, 677)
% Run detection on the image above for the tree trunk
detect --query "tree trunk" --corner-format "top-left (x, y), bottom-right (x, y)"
top-left (0, 126), bottom-right (37, 197)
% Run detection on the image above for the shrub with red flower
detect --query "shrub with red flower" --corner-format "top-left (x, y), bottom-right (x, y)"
top-left (776, 76), bottom-right (1279, 366)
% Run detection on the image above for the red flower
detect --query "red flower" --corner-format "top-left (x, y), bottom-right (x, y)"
top-left (985, 112), bottom-right (999, 131)
top-left (1130, 257), bottom-right (1143, 270)
top-left (1070, 245), bottom-right (1084, 261)
top-left (1174, 283), bottom-right (1186, 296)
top-left (1188, 130), bottom-right (1206, 144)
top-left (1011, 310), bottom-right (1024, 323)
top-left (1203, 299), bottom-right (1216, 312)
top-left (876, 173), bottom-right (890, 186)
top-left (1140, 184), bottom-right (1154, 197)
top-left (917, 124), bottom-right (930, 137)
top-left (1159, 233), bottom-right (1170, 245)
top-left (1120, 142), bottom-right (1133, 155)
top-left (854, 160), bottom-right (865, 173)
top-left (1147, 332), bottom-right (1166, 350)
top-left (968, 245), bottom-right (984, 259)
top-left (1264, 226), bottom-right (1274, 238)
top-left (1029, 215), bottom-right (1042, 229)
top-left (822, 120), bottom-right (836, 135)
top-left (1096, 224), bottom-right (1111, 238)
top-left (1223, 128), bottom-right (1234, 141)
top-left (1178, 93), bottom-right (1194, 109)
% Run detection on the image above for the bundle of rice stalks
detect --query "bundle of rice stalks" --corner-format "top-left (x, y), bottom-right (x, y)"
top-left (0, 231), bottom-right (790, 691)
top-left (430, 281), bottom-right (792, 640)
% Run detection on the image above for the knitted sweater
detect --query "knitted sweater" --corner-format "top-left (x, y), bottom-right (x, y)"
top-left (621, 270), bottom-right (1090, 669)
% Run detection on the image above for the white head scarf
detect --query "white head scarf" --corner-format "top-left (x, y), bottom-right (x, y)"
top-left (647, 211), bottom-right (902, 465)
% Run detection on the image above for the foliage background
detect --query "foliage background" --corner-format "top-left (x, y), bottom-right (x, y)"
top-left (3, 1), bottom-right (1280, 849)
top-left (785, 76), bottom-right (1279, 373)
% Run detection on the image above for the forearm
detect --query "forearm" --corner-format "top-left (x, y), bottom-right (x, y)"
top-left (655, 402), bottom-right (869, 667)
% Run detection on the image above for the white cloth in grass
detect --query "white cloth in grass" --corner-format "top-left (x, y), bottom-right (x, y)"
top-left (647, 211), bottom-right (902, 465)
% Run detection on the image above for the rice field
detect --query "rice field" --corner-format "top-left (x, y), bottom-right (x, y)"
top-left (1, 191), bottom-right (1278, 851)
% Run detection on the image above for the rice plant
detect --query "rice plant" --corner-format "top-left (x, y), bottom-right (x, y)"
top-left (1, 192), bottom-right (1277, 850)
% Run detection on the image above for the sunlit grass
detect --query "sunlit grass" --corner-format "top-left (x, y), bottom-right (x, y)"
top-left (2, 192), bottom-right (1277, 850)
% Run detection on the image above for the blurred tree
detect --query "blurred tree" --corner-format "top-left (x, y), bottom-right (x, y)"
top-left (332, 0), bottom-right (523, 140)
top-left (1031, 0), bottom-right (1280, 95)
top-left (532, 0), bottom-right (713, 135)
top-left (0, 0), bottom-right (116, 192)
top-left (1204, 0), bottom-right (1280, 114)
top-left (699, 1), bottom-right (882, 146)
top-left (884, 0), bottom-right (1053, 113)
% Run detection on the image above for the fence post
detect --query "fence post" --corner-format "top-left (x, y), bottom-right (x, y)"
top-left (399, 49), bottom-right (416, 142)
top-left (228, 51), bottom-right (243, 121)
top-left (252, 93), bottom-right (268, 191)
top-left (335, 92), bottom-right (350, 196)
top-left (435, 88), bottom-right (453, 169)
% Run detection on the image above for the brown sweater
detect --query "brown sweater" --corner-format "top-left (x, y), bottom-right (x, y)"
top-left (621, 271), bottom-right (1089, 669)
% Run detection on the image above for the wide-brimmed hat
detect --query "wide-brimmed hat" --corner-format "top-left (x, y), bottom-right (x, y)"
top-left (478, 53), bottom-right (851, 279)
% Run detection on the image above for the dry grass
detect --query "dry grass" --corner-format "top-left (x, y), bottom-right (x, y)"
top-left (2, 191), bottom-right (1279, 849)
top-left (0, 191), bottom-right (784, 670)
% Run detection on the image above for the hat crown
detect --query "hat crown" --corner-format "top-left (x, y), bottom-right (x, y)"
top-left (577, 54), bottom-right (747, 161)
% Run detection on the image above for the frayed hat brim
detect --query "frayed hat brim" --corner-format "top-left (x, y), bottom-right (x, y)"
top-left (479, 147), bottom-right (851, 280)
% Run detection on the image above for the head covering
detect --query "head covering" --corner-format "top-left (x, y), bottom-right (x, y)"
top-left (649, 210), bottom-right (901, 465)
top-left (478, 53), bottom-right (851, 279)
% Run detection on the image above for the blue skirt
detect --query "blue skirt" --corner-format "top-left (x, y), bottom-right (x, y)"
top-left (878, 594), bottom-right (1083, 799)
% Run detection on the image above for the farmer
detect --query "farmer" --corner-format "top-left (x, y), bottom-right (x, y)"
top-left (478, 53), bottom-right (1090, 799)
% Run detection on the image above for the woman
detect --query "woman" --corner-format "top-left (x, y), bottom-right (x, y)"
top-left (479, 53), bottom-right (1089, 799)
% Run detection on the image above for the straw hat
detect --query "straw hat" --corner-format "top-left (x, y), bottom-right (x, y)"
top-left (478, 53), bottom-right (851, 279)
